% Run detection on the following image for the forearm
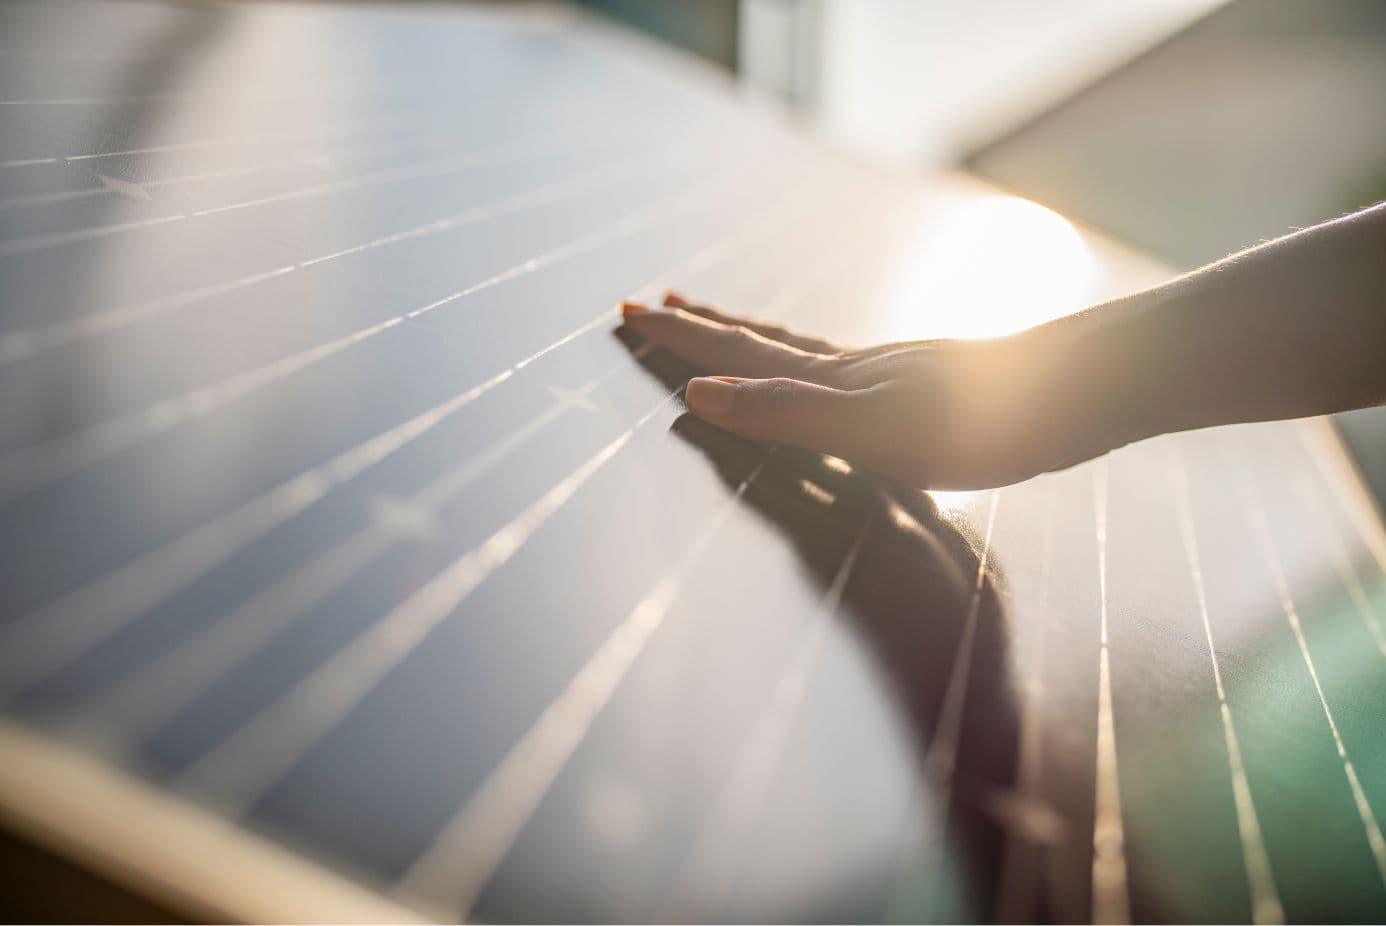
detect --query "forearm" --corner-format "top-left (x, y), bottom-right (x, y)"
top-left (621, 204), bottom-right (1383, 490)
top-left (1058, 201), bottom-right (1386, 442)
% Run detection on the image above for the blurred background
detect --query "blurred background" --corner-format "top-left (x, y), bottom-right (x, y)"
top-left (585, 0), bottom-right (1386, 503)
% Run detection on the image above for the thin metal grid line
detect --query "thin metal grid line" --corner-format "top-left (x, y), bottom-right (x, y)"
top-left (1294, 423), bottom-right (1386, 653)
top-left (0, 68), bottom-right (572, 111)
top-left (1091, 459), bottom-right (1131, 925)
top-left (1166, 443), bottom-right (1284, 925)
top-left (0, 92), bottom-right (215, 106)
top-left (1287, 466), bottom-right (1386, 661)
top-left (0, 154), bottom-right (330, 211)
top-left (0, 212), bottom-right (190, 258)
top-left (925, 490), bottom-right (1002, 779)
top-left (1298, 421), bottom-right (1386, 576)
top-left (876, 488), bottom-right (1002, 924)
top-left (0, 157), bottom-right (60, 168)
top-left (1231, 433), bottom-right (1386, 887)
top-left (0, 84), bottom-right (514, 109)
top-left (184, 136), bottom-right (602, 220)
top-left (0, 93), bottom-right (196, 106)
top-left (1, 105), bottom-right (497, 168)
top-left (917, 489), bottom-right (1003, 922)
top-left (994, 478), bottom-right (1057, 923)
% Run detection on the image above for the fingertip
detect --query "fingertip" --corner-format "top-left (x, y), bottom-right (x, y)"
top-left (663, 291), bottom-right (690, 308)
top-left (686, 376), bottom-right (739, 417)
top-left (620, 299), bottom-right (651, 318)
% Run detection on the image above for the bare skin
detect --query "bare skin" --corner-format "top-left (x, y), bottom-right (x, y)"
top-left (620, 201), bottom-right (1386, 490)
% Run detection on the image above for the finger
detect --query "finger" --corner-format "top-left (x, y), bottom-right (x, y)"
top-left (663, 291), bottom-right (846, 355)
top-left (845, 339), bottom-right (940, 362)
top-left (621, 305), bottom-right (838, 383)
top-left (685, 376), bottom-right (907, 479)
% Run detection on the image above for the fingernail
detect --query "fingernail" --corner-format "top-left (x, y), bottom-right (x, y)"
top-left (663, 291), bottom-right (689, 308)
top-left (686, 376), bottom-right (737, 416)
top-left (620, 300), bottom-right (649, 317)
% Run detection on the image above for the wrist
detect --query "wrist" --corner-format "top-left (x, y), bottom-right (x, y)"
top-left (1039, 291), bottom-right (1191, 456)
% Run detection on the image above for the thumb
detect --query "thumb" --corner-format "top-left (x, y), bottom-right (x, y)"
top-left (684, 375), bottom-right (877, 461)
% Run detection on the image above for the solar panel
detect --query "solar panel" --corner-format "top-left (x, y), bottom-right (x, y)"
top-left (1, 1), bottom-right (1385, 922)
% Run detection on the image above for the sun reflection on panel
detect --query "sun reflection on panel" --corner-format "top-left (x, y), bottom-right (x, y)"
top-left (928, 490), bottom-right (976, 516)
top-left (879, 191), bottom-right (1098, 342)
top-left (873, 191), bottom-right (1097, 517)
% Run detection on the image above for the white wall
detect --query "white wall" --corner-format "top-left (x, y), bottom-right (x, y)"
top-left (742, 0), bottom-right (1225, 168)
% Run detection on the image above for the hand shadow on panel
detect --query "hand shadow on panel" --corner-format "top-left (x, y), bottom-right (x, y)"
top-left (616, 326), bottom-right (1026, 922)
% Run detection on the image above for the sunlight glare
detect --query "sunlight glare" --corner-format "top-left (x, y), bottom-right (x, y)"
top-left (880, 193), bottom-right (1098, 341)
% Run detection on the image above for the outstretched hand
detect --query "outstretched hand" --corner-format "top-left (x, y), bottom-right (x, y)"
top-left (620, 292), bottom-right (1132, 490)
top-left (621, 205), bottom-right (1386, 489)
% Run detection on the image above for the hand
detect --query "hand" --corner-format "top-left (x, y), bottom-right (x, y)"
top-left (620, 292), bottom-right (1130, 490)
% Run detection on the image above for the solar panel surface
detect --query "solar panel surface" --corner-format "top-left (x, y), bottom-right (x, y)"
top-left (1, 1), bottom-right (1385, 922)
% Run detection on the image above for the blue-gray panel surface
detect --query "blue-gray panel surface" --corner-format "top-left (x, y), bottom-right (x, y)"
top-left (1, 1), bottom-right (1385, 923)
